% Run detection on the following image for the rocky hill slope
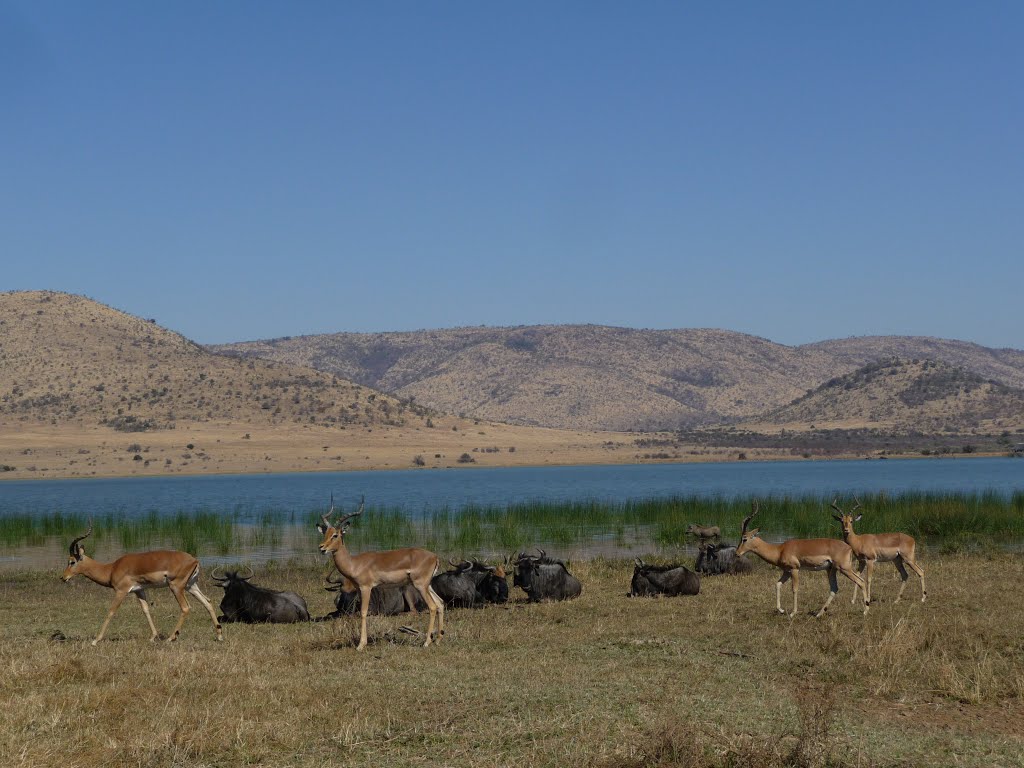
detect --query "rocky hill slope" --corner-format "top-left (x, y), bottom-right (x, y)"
top-left (0, 291), bottom-right (431, 432)
top-left (211, 327), bottom-right (1024, 432)
top-left (761, 358), bottom-right (1024, 433)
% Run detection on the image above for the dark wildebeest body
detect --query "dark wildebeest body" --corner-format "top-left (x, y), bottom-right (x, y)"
top-left (213, 570), bottom-right (310, 623)
top-left (442, 560), bottom-right (510, 606)
top-left (431, 562), bottom-right (479, 608)
top-left (629, 559), bottom-right (700, 597)
top-left (325, 576), bottom-right (413, 618)
top-left (513, 550), bottom-right (582, 602)
top-left (696, 542), bottom-right (753, 576)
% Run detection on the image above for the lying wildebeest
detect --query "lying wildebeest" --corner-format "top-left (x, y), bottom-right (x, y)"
top-left (432, 560), bottom-right (480, 608)
top-left (324, 573), bottom-right (414, 617)
top-left (695, 542), bottom-right (753, 575)
top-left (212, 567), bottom-right (310, 623)
top-left (470, 558), bottom-right (510, 604)
top-left (685, 523), bottom-right (721, 540)
top-left (629, 558), bottom-right (700, 596)
top-left (513, 549), bottom-right (582, 602)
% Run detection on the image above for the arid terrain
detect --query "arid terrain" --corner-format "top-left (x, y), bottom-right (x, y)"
top-left (1, 555), bottom-right (1021, 767)
top-left (1, 291), bottom-right (1021, 481)
top-left (212, 325), bottom-right (1024, 432)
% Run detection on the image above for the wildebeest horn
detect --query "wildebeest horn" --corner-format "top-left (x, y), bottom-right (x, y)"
top-left (210, 566), bottom-right (227, 582)
top-left (238, 565), bottom-right (254, 581)
top-left (68, 519), bottom-right (93, 557)
top-left (634, 557), bottom-right (644, 568)
top-left (740, 500), bottom-right (759, 537)
top-left (324, 571), bottom-right (348, 591)
top-left (536, 548), bottom-right (546, 559)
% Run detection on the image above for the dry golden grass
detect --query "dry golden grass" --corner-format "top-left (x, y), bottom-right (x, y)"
top-left (2, 555), bottom-right (1021, 767)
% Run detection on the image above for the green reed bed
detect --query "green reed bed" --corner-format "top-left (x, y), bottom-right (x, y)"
top-left (1, 492), bottom-right (1021, 565)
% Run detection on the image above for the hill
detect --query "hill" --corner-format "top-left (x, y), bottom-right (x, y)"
top-left (760, 358), bottom-right (1024, 433)
top-left (0, 291), bottom-right (429, 432)
top-left (210, 327), bottom-right (1024, 432)
top-left (1, 292), bottom-right (674, 479)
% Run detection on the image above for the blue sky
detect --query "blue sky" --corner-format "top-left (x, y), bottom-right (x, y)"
top-left (2, 2), bottom-right (1021, 348)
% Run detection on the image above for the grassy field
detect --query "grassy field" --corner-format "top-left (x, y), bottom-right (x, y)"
top-left (1, 554), bottom-right (1022, 767)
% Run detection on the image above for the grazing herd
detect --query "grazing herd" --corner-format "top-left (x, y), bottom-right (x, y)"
top-left (59, 496), bottom-right (926, 648)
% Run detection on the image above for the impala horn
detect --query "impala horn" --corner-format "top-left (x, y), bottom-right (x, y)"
top-left (69, 519), bottom-right (93, 558)
top-left (336, 495), bottom-right (365, 530)
top-left (740, 500), bottom-right (760, 537)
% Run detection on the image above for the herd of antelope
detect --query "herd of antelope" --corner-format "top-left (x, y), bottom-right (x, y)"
top-left (60, 495), bottom-right (926, 648)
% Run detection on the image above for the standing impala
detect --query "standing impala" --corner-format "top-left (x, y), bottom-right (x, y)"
top-left (736, 501), bottom-right (868, 618)
top-left (831, 498), bottom-right (926, 605)
top-left (317, 496), bottom-right (444, 650)
top-left (61, 521), bottom-right (223, 645)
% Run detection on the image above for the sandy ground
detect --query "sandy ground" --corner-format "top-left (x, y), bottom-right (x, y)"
top-left (0, 418), bottom-right (776, 480)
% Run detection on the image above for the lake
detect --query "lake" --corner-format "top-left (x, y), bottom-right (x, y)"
top-left (2, 457), bottom-right (1021, 568)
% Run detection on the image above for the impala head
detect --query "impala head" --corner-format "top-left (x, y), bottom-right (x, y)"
top-left (735, 501), bottom-right (761, 557)
top-left (830, 497), bottom-right (862, 537)
top-left (316, 494), bottom-right (364, 554)
top-left (61, 520), bottom-right (94, 581)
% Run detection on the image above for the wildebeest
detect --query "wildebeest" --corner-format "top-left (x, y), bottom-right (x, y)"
top-left (431, 561), bottom-right (480, 608)
top-left (324, 573), bottom-right (413, 617)
top-left (469, 559), bottom-right (510, 604)
top-left (695, 542), bottom-right (753, 575)
top-left (685, 523), bottom-right (721, 540)
top-left (513, 549), bottom-right (582, 602)
top-left (212, 567), bottom-right (311, 623)
top-left (629, 558), bottom-right (700, 596)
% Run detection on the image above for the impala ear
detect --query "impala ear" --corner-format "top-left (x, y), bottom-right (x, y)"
top-left (316, 523), bottom-right (326, 534)
top-left (747, 528), bottom-right (760, 539)
top-left (75, 544), bottom-right (85, 559)
top-left (853, 514), bottom-right (863, 522)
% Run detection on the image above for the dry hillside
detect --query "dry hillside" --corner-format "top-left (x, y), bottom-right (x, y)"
top-left (212, 327), bottom-right (1024, 432)
top-left (761, 358), bottom-right (1024, 433)
top-left (0, 291), bottom-right (430, 432)
top-left (211, 326), bottom-right (842, 431)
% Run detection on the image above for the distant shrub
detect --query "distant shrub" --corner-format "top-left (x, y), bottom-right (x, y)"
top-left (103, 415), bottom-right (155, 432)
top-left (458, 453), bottom-right (475, 464)
top-left (413, 455), bottom-right (425, 466)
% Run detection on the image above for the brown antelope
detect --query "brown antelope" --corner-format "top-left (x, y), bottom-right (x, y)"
top-left (831, 498), bottom-right (926, 605)
top-left (317, 496), bottom-right (444, 650)
top-left (61, 521), bottom-right (223, 645)
top-left (736, 501), bottom-right (868, 618)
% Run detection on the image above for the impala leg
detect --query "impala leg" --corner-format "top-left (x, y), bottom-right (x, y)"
top-left (428, 583), bottom-right (444, 642)
top-left (851, 558), bottom-right (866, 604)
top-left (863, 559), bottom-right (877, 604)
top-left (839, 565), bottom-right (869, 615)
top-left (134, 589), bottom-right (160, 641)
top-left (93, 589), bottom-right (130, 646)
top-left (357, 585), bottom-right (373, 650)
top-left (901, 555), bottom-right (926, 602)
top-left (815, 567), bottom-right (839, 618)
top-left (167, 585), bottom-right (191, 642)
top-left (187, 584), bottom-right (224, 641)
top-left (414, 579), bottom-right (438, 647)
top-left (789, 569), bottom-right (800, 618)
top-left (776, 571), bottom-right (791, 615)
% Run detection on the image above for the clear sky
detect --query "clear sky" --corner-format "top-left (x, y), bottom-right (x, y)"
top-left (2, 2), bottom-right (1022, 348)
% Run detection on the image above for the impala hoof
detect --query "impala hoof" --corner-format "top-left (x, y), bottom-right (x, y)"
top-left (90, 640), bottom-right (99, 647)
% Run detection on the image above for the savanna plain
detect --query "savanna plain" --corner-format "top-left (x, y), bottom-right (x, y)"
top-left (2, 553), bottom-right (1022, 768)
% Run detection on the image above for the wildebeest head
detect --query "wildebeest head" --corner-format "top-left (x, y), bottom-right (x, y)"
top-left (211, 565), bottom-right (254, 590)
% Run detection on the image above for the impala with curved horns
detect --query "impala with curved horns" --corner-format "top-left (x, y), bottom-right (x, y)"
top-left (317, 495), bottom-right (444, 650)
top-left (831, 498), bottom-right (926, 605)
top-left (736, 501), bottom-right (868, 618)
top-left (61, 521), bottom-right (223, 645)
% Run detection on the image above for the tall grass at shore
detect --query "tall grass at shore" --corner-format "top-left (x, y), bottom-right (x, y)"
top-left (1, 492), bottom-right (1021, 564)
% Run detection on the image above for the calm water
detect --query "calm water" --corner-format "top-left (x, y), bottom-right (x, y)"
top-left (3, 457), bottom-right (1022, 519)
top-left (2, 458), bottom-right (1021, 568)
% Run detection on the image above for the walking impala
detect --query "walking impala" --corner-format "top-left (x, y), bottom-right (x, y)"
top-left (61, 521), bottom-right (223, 645)
top-left (736, 501), bottom-right (869, 617)
top-left (317, 496), bottom-right (444, 650)
top-left (831, 498), bottom-right (926, 605)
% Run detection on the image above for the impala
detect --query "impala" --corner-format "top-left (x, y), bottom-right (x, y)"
top-left (831, 498), bottom-right (926, 605)
top-left (317, 496), bottom-right (444, 650)
top-left (736, 501), bottom-right (868, 618)
top-left (61, 521), bottom-right (223, 645)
